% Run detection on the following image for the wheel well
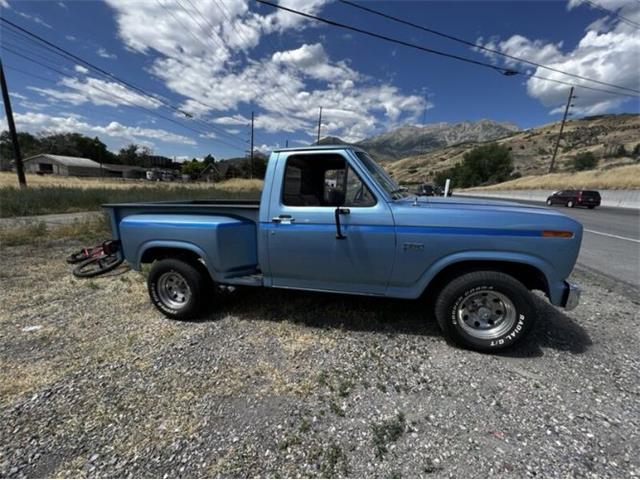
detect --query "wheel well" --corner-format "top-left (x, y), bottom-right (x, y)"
top-left (427, 260), bottom-right (549, 298)
top-left (141, 247), bottom-right (203, 266)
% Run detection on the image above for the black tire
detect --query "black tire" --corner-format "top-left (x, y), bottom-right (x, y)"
top-left (546, 199), bottom-right (553, 206)
top-left (147, 258), bottom-right (208, 320)
top-left (587, 205), bottom-right (596, 209)
top-left (434, 271), bottom-right (535, 352)
top-left (73, 254), bottom-right (123, 278)
top-left (567, 200), bottom-right (574, 208)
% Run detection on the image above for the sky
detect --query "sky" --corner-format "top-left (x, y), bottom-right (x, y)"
top-left (0, 0), bottom-right (638, 161)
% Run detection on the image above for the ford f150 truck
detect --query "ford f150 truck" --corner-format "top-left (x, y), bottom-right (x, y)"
top-left (105, 146), bottom-right (582, 351)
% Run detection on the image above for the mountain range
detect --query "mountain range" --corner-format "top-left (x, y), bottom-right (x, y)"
top-left (317, 119), bottom-right (520, 162)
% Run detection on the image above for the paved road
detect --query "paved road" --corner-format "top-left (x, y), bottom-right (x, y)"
top-left (467, 197), bottom-right (640, 291)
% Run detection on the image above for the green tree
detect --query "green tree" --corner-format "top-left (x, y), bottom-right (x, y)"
top-left (181, 158), bottom-right (205, 178)
top-left (571, 151), bottom-right (598, 171)
top-left (632, 143), bottom-right (640, 160)
top-left (615, 144), bottom-right (627, 157)
top-left (433, 143), bottom-right (514, 188)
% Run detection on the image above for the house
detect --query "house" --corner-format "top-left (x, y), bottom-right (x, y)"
top-left (23, 154), bottom-right (147, 179)
top-left (23, 154), bottom-right (104, 177)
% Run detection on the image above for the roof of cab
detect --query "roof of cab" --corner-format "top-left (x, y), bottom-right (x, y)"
top-left (271, 145), bottom-right (364, 153)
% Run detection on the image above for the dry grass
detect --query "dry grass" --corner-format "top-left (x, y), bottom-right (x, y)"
top-left (466, 164), bottom-right (640, 191)
top-left (0, 172), bottom-right (263, 191)
top-left (0, 214), bottom-right (110, 247)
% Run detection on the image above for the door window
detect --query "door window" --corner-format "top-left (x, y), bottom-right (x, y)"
top-left (282, 154), bottom-right (375, 207)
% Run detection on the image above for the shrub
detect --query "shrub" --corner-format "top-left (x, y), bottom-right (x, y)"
top-left (571, 152), bottom-right (598, 171)
top-left (433, 143), bottom-right (514, 188)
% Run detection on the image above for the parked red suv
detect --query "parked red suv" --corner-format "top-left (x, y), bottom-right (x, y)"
top-left (546, 190), bottom-right (601, 209)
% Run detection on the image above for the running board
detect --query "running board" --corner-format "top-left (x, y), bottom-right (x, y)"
top-left (223, 272), bottom-right (264, 287)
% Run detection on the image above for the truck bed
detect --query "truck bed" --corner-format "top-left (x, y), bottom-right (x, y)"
top-left (103, 199), bottom-right (261, 232)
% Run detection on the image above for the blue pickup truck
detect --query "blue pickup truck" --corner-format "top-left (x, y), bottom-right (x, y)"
top-left (105, 146), bottom-right (582, 351)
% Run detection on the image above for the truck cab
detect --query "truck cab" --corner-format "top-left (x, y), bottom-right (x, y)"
top-left (105, 146), bottom-right (583, 352)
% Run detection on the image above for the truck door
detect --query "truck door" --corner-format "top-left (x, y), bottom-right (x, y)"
top-left (265, 151), bottom-right (395, 295)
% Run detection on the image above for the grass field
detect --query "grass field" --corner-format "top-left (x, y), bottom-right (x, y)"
top-left (0, 175), bottom-right (263, 218)
top-left (465, 164), bottom-right (640, 191)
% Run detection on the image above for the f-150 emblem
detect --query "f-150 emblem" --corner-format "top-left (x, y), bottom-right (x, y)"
top-left (403, 242), bottom-right (424, 252)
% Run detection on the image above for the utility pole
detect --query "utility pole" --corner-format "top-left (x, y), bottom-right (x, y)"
top-left (249, 111), bottom-right (254, 179)
top-left (316, 106), bottom-right (323, 144)
top-left (0, 59), bottom-right (27, 188)
top-left (548, 86), bottom-right (575, 173)
top-left (285, 139), bottom-right (289, 148)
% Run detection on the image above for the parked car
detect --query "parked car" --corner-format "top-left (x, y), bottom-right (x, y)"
top-left (105, 146), bottom-right (583, 352)
top-left (416, 184), bottom-right (436, 196)
top-left (547, 190), bottom-right (601, 209)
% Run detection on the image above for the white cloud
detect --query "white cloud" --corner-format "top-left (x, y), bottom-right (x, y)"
top-left (3, 112), bottom-right (196, 147)
top-left (476, 2), bottom-right (640, 115)
top-left (0, 0), bottom-right (9, 8)
top-left (102, 0), bottom-right (426, 141)
top-left (58, 2), bottom-right (68, 9)
top-left (74, 65), bottom-right (89, 74)
top-left (15, 10), bottom-right (52, 28)
top-left (65, 35), bottom-right (77, 42)
top-left (29, 76), bottom-right (161, 110)
top-left (97, 48), bottom-right (117, 59)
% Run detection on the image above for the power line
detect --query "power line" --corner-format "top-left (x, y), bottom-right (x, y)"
top-left (339, 0), bottom-right (639, 94)
top-left (185, 0), bottom-right (307, 125)
top-left (582, 0), bottom-right (640, 29)
top-left (2, 56), bottom-right (248, 153)
top-left (254, 0), bottom-right (639, 99)
top-left (175, 0), bottom-right (296, 124)
top-left (0, 17), bottom-right (249, 144)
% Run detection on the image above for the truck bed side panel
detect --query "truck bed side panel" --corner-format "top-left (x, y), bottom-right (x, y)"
top-left (118, 214), bottom-right (257, 279)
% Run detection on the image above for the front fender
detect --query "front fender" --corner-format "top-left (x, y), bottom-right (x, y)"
top-left (387, 250), bottom-right (565, 304)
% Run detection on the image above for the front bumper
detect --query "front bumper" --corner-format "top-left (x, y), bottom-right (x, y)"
top-left (561, 280), bottom-right (581, 310)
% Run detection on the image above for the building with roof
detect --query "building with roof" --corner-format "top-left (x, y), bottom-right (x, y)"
top-left (23, 154), bottom-right (147, 179)
top-left (24, 154), bottom-right (104, 177)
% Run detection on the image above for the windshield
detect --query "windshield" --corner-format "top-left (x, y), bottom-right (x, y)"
top-left (354, 151), bottom-right (407, 200)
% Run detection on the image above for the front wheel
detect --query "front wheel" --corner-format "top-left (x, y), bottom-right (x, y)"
top-left (567, 200), bottom-right (574, 208)
top-left (148, 258), bottom-right (208, 320)
top-left (587, 205), bottom-right (596, 209)
top-left (546, 199), bottom-right (553, 206)
top-left (434, 271), bottom-right (535, 352)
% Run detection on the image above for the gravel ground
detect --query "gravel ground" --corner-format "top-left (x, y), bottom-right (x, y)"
top-left (0, 241), bottom-right (638, 478)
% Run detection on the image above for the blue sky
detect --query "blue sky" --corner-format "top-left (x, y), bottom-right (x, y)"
top-left (1, 0), bottom-right (638, 160)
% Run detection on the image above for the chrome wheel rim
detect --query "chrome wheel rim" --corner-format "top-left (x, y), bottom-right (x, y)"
top-left (157, 271), bottom-right (191, 309)
top-left (456, 289), bottom-right (516, 340)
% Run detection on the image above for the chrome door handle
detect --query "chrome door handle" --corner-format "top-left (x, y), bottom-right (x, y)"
top-left (272, 215), bottom-right (294, 224)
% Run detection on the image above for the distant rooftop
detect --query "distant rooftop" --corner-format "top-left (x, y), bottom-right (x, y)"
top-left (24, 154), bottom-right (102, 168)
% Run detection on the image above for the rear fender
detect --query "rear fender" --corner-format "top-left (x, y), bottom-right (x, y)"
top-left (135, 240), bottom-right (220, 280)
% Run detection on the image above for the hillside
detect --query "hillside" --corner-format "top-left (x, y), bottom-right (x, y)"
top-left (315, 119), bottom-right (519, 161)
top-left (357, 120), bottom-right (519, 162)
top-left (385, 114), bottom-right (640, 184)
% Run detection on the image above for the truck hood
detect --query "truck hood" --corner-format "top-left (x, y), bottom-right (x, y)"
top-left (390, 195), bottom-right (583, 234)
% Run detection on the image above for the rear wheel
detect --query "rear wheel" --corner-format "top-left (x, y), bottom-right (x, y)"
top-left (566, 200), bottom-right (574, 208)
top-left (434, 271), bottom-right (535, 352)
top-left (148, 258), bottom-right (208, 320)
top-left (588, 205), bottom-right (596, 209)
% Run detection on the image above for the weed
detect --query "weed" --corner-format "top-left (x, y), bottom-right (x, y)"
top-left (337, 378), bottom-right (354, 398)
top-left (371, 412), bottom-right (406, 459)
top-left (299, 418), bottom-right (310, 434)
top-left (329, 399), bottom-right (344, 417)
top-left (320, 444), bottom-right (348, 477)
top-left (87, 281), bottom-right (100, 290)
